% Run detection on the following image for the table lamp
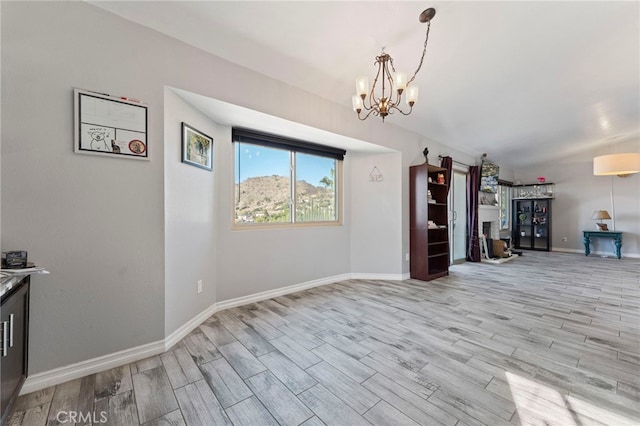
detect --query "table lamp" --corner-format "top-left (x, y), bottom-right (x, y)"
top-left (592, 210), bottom-right (611, 231)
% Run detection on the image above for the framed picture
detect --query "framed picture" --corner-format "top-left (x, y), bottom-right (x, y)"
top-left (74, 89), bottom-right (148, 160)
top-left (182, 123), bottom-right (213, 171)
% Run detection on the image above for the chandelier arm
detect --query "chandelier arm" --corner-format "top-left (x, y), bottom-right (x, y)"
top-left (360, 102), bottom-right (375, 112)
top-left (407, 21), bottom-right (431, 86)
top-left (367, 59), bottom-right (384, 109)
top-left (381, 58), bottom-right (388, 103)
top-left (385, 56), bottom-right (401, 108)
top-left (357, 108), bottom-right (379, 121)
top-left (391, 103), bottom-right (414, 116)
top-left (383, 58), bottom-right (395, 107)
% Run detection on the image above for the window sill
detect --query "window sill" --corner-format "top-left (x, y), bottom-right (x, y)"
top-left (232, 221), bottom-right (343, 231)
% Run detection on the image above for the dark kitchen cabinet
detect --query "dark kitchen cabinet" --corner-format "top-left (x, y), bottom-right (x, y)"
top-left (1, 276), bottom-right (30, 425)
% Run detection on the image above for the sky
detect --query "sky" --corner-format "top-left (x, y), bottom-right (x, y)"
top-left (235, 143), bottom-right (335, 186)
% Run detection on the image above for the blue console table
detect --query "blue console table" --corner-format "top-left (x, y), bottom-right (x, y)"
top-left (583, 230), bottom-right (622, 259)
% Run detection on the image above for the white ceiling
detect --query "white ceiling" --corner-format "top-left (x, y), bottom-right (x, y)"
top-left (91, 1), bottom-right (639, 167)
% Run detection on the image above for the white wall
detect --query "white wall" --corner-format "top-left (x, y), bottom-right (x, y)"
top-left (164, 89), bottom-right (219, 336)
top-left (350, 152), bottom-right (404, 275)
top-left (514, 138), bottom-right (640, 256)
top-left (2, 2), bottom-right (166, 373)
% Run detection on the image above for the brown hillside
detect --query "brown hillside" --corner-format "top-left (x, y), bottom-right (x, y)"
top-left (235, 175), bottom-right (333, 222)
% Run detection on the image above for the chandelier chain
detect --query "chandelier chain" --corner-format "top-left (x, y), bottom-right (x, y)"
top-left (408, 21), bottom-right (431, 86)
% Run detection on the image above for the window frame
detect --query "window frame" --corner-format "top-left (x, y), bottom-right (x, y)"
top-left (232, 128), bottom-right (344, 229)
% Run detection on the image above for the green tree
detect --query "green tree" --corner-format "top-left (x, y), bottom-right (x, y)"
top-left (319, 167), bottom-right (335, 190)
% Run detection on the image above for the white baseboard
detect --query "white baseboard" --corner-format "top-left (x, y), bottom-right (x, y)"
top-left (350, 273), bottom-right (409, 281)
top-left (351, 272), bottom-right (411, 281)
top-left (21, 273), bottom-right (353, 395)
top-left (216, 273), bottom-right (352, 312)
top-left (21, 339), bottom-right (165, 395)
top-left (552, 247), bottom-right (640, 259)
top-left (164, 301), bottom-right (221, 352)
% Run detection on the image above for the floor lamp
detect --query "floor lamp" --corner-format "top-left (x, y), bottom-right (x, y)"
top-left (593, 153), bottom-right (640, 230)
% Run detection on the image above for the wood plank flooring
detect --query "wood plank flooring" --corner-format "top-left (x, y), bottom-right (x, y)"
top-left (8, 251), bottom-right (639, 425)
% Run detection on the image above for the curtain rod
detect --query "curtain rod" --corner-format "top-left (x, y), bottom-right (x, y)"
top-left (438, 155), bottom-right (473, 168)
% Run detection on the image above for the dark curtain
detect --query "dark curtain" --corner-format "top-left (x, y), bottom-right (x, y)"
top-left (440, 156), bottom-right (453, 195)
top-left (466, 166), bottom-right (481, 262)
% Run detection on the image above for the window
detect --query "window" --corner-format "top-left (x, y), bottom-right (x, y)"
top-left (233, 128), bottom-right (344, 226)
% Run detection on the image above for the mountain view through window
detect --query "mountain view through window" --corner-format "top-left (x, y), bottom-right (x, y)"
top-left (235, 142), bottom-right (338, 224)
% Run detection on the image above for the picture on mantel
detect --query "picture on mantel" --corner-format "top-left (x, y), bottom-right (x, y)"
top-left (480, 160), bottom-right (499, 193)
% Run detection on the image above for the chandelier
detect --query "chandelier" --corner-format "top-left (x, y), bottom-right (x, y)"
top-left (352, 7), bottom-right (436, 121)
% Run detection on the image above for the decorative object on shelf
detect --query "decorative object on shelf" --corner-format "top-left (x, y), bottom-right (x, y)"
top-left (437, 173), bottom-right (445, 184)
top-left (182, 122), bottom-right (213, 171)
top-left (519, 213), bottom-right (527, 223)
top-left (593, 153), bottom-right (640, 177)
top-left (423, 147), bottom-right (429, 164)
top-left (427, 189), bottom-right (435, 203)
top-left (74, 88), bottom-right (148, 160)
top-left (592, 210), bottom-right (612, 231)
top-left (512, 182), bottom-right (555, 199)
top-left (369, 166), bottom-right (384, 182)
top-left (351, 7), bottom-right (436, 121)
top-left (1, 251), bottom-right (27, 269)
top-left (537, 176), bottom-right (546, 183)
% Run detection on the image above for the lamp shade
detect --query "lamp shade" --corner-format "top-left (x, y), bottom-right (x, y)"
top-left (592, 210), bottom-right (612, 220)
top-left (352, 95), bottom-right (363, 112)
top-left (355, 77), bottom-right (369, 97)
top-left (394, 72), bottom-right (407, 91)
top-left (406, 86), bottom-right (419, 105)
top-left (593, 153), bottom-right (640, 176)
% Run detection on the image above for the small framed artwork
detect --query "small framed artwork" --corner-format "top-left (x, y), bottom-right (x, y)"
top-left (74, 88), bottom-right (148, 160)
top-left (182, 123), bottom-right (213, 171)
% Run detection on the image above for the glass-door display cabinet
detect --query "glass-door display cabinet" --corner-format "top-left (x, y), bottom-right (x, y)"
top-left (512, 198), bottom-right (552, 251)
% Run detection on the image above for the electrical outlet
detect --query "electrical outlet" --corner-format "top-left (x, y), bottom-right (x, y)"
top-left (562, 237), bottom-right (568, 242)
top-left (405, 252), bottom-right (410, 261)
top-left (197, 280), bottom-right (203, 294)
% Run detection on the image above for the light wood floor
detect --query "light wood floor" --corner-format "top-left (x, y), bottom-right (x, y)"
top-left (8, 251), bottom-right (640, 426)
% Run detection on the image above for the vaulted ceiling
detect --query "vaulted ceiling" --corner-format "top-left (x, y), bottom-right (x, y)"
top-left (90, 1), bottom-right (639, 167)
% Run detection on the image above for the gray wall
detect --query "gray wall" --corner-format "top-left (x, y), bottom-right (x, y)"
top-left (3, 2), bottom-right (478, 374)
top-left (2, 1), bottom-right (166, 373)
top-left (514, 138), bottom-right (640, 256)
top-left (350, 152), bottom-right (404, 275)
top-left (164, 89), bottom-right (218, 336)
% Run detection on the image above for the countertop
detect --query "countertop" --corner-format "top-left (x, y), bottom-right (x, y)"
top-left (1, 268), bottom-right (48, 299)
